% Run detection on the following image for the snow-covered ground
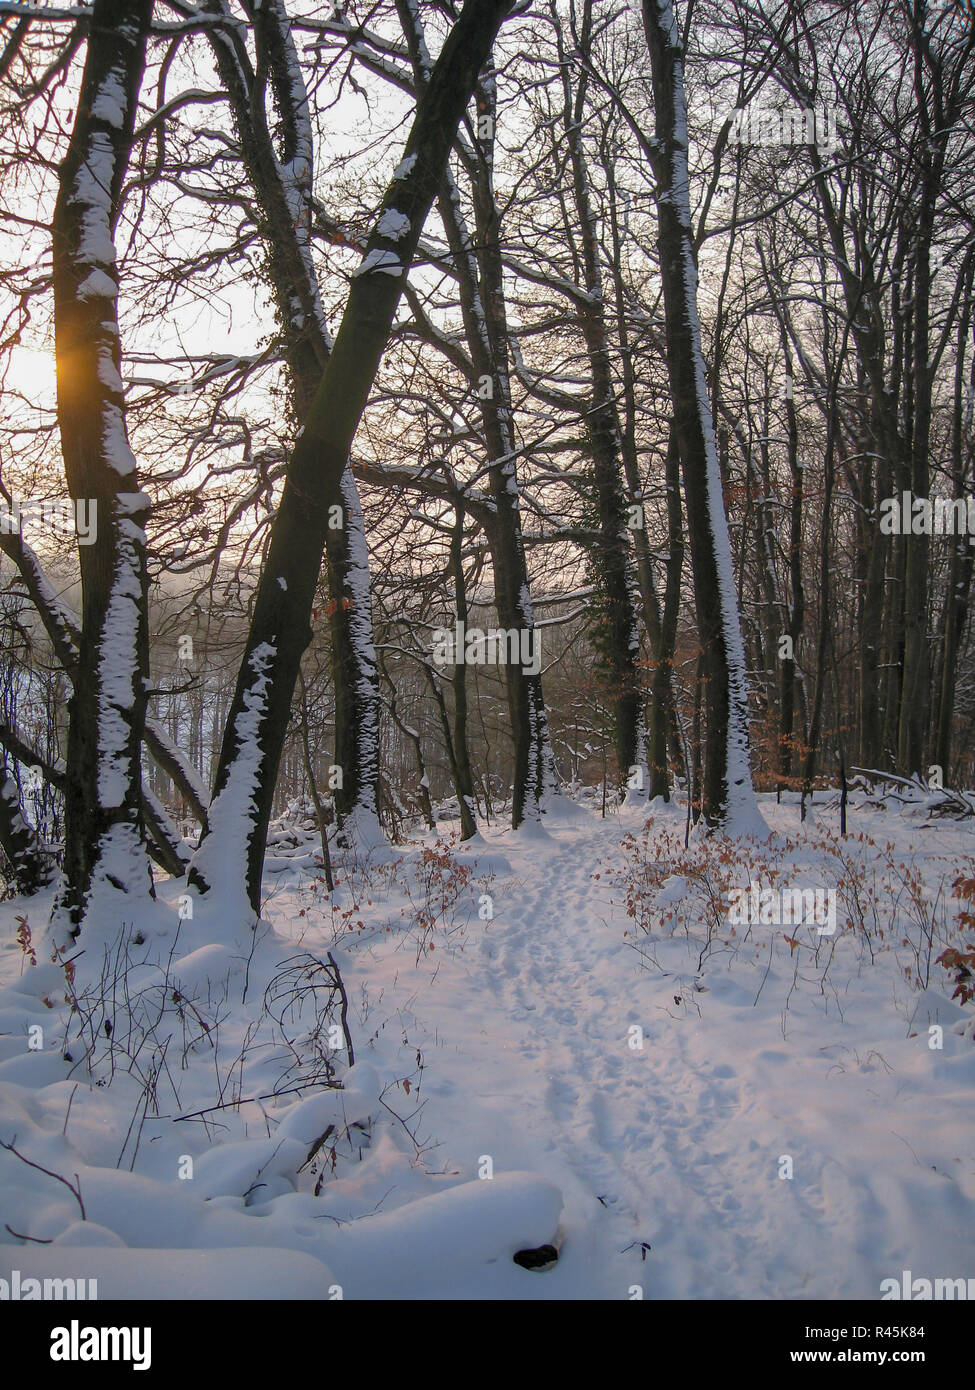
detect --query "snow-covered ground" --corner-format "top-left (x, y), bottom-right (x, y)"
top-left (1, 792), bottom-right (974, 1300)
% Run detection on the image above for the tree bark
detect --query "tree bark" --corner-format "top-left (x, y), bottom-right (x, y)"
top-left (200, 0), bottom-right (381, 834)
top-left (0, 760), bottom-right (54, 896)
top-left (450, 502), bottom-right (479, 840)
top-left (556, 8), bottom-right (647, 796)
top-left (50, 0), bottom-right (155, 936)
top-left (189, 0), bottom-right (515, 915)
top-left (641, 0), bottom-right (764, 834)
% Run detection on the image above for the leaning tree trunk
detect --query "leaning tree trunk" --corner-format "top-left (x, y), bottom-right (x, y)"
top-left (189, 0), bottom-right (515, 917)
top-left (200, 0), bottom-right (381, 838)
top-left (640, 0), bottom-right (764, 835)
top-left (49, 0), bottom-right (155, 941)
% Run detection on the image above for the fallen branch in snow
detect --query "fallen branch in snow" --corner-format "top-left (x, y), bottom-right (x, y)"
top-left (851, 769), bottom-right (975, 819)
top-left (326, 950), bottom-right (354, 1068)
top-left (263, 952), bottom-right (355, 1087)
top-left (173, 1079), bottom-right (343, 1124)
top-left (4, 1225), bottom-right (53, 1244)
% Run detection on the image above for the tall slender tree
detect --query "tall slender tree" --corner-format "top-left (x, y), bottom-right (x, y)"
top-left (640, 0), bottom-right (765, 833)
top-left (50, 0), bottom-right (157, 940)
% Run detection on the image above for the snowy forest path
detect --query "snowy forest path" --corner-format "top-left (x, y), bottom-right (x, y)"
top-left (448, 812), bottom-right (768, 1296)
top-left (333, 804), bottom-right (975, 1298)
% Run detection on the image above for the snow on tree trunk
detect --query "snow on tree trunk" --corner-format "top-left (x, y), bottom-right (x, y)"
top-left (188, 642), bottom-right (277, 933)
top-left (0, 765), bottom-right (54, 896)
top-left (0, 527), bottom-right (204, 866)
top-left (189, 0), bottom-right (517, 918)
top-left (49, 0), bottom-right (157, 946)
top-left (641, 0), bottom-right (766, 836)
top-left (328, 468), bottom-right (383, 859)
top-left (198, 0), bottom-right (383, 865)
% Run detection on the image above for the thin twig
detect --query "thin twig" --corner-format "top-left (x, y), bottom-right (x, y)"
top-left (326, 951), bottom-right (355, 1068)
top-left (173, 1078), bottom-right (342, 1122)
top-left (0, 1135), bottom-right (85, 1219)
top-left (5, 1225), bottom-right (53, 1244)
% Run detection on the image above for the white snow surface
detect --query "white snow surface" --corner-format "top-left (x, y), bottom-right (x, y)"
top-left (1, 1247), bottom-right (339, 1300)
top-left (187, 642), bottom-right (277, 936)
top-left (3, 794), bottom-right (974, 1299)
top-left (353, 248), bottom-right (403, 279)
top-left (391, 154), bottom-right (418, 181)
top-left (376, 208), bottom-right (412, 242)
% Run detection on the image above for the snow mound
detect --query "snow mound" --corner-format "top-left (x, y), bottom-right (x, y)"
top-left (192, 1137), bottom-right (307, 1201)
top-left (321, 1171), bottom-right (563, 1298)
top-left (274, 1077), bottom-right (375, 1144)
top-left (169, 944), bottom-right (242, 996)
top-left (51, 1222), bottom-right (126, 1248)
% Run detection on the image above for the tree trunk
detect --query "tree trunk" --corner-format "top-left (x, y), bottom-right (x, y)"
top-left (648, 427), bottom-right (686, 799)
top-left (450, 503), bottom-right (479, 840)
top-left (201, 0), bottom-right (381, 837)
top-left (641, 0), bottom-right (764, 835)
top-left (557, 14), bottom-right (647, 796)
top-left (189, 0), bottom-right (515, 916)
top-left (50, 0), bottom-right (155, 939)
top-left (0, 761), bottom-right (54, 896)
top-left (934, 258), bottom-right (975, 778)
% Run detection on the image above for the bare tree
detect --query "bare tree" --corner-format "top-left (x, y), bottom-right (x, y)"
top-left (188, 0), bottom-right (517, 917)
top-left (50, 0), bottom-right (157, 938)
top-left (639, 0), bottom-right (764, 832)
